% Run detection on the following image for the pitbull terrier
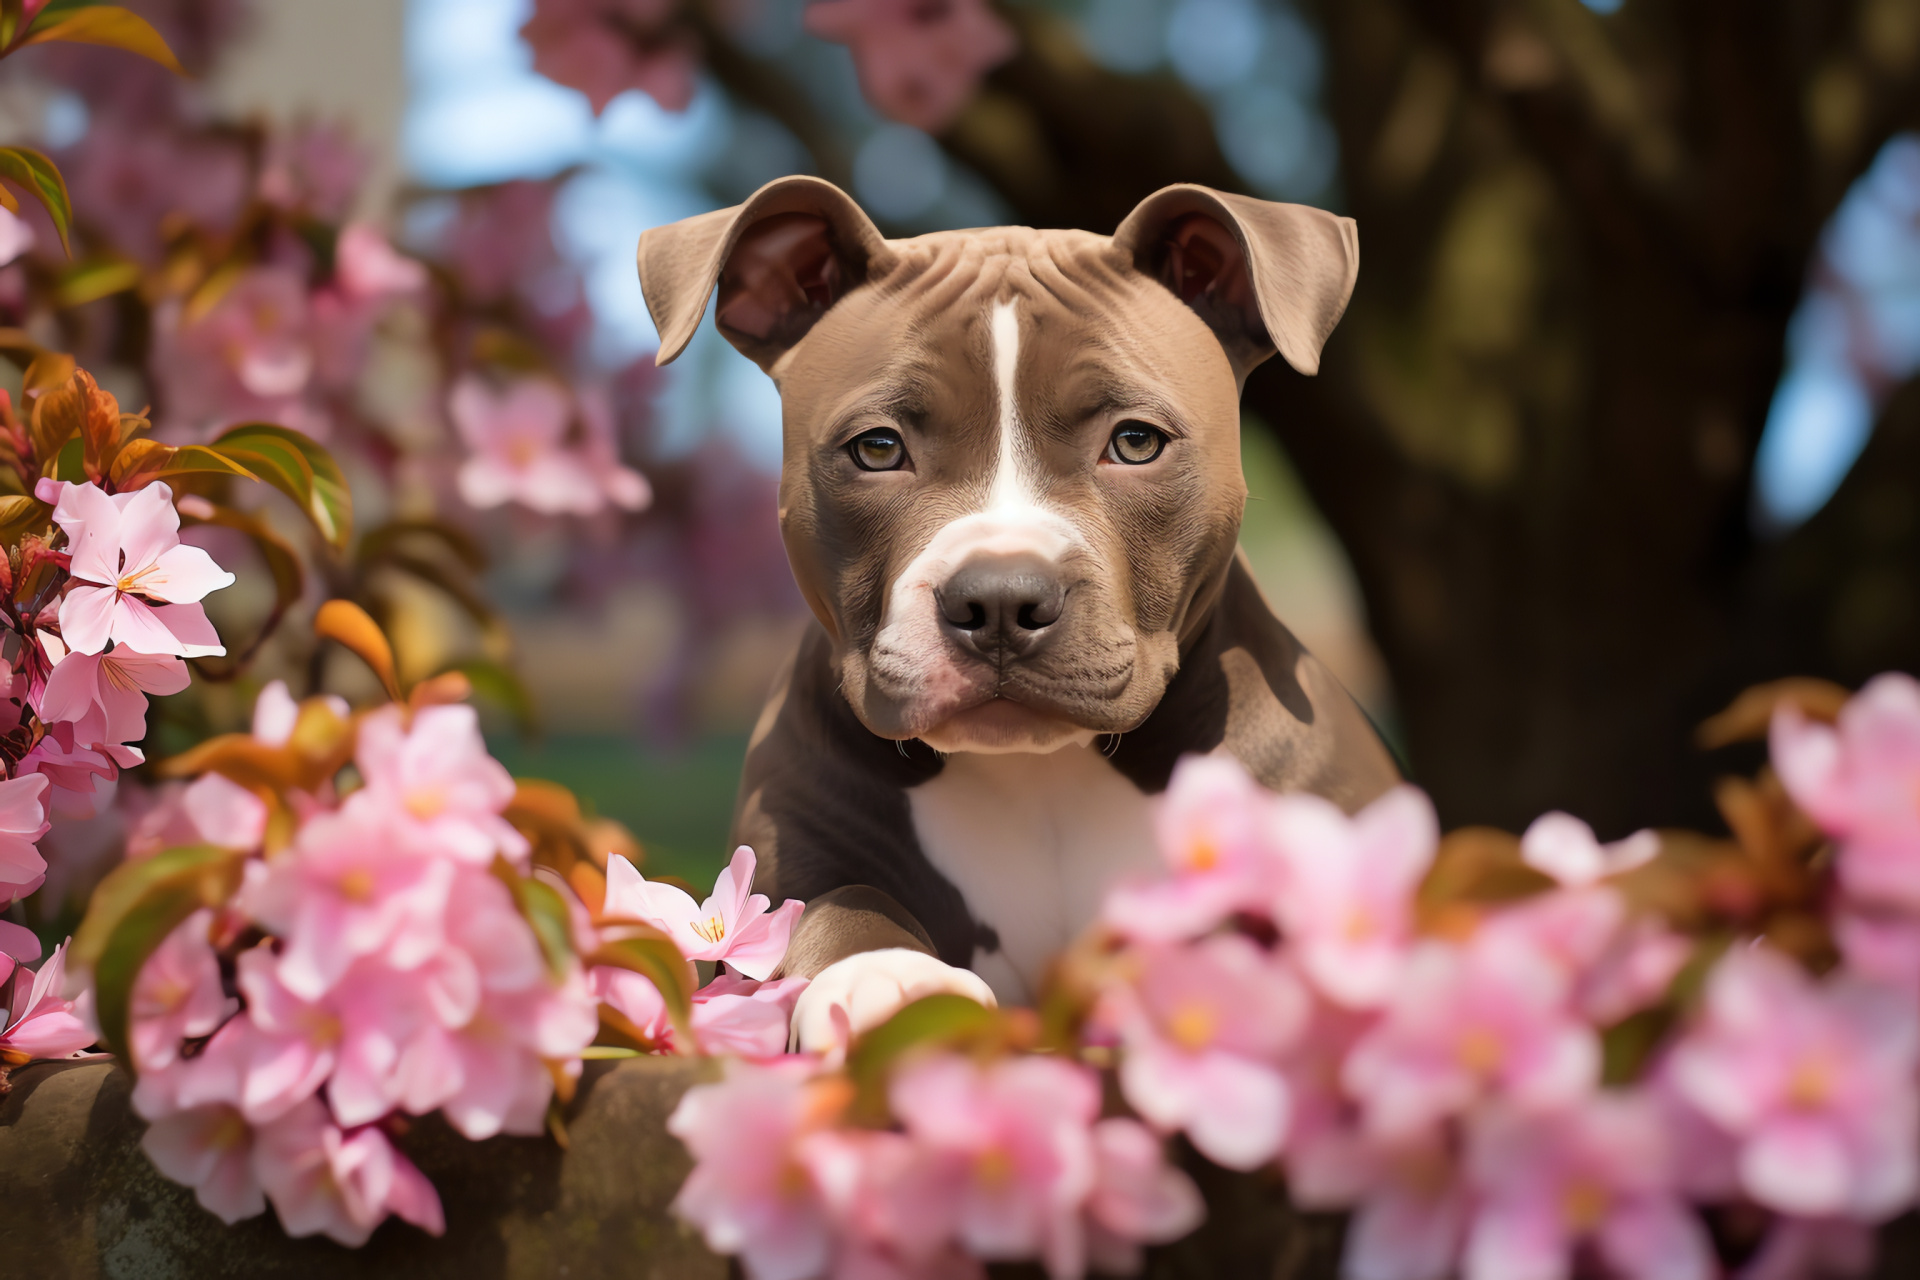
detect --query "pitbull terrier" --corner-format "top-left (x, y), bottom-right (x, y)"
top-left (636, 177), bottom-right (1399, 1051)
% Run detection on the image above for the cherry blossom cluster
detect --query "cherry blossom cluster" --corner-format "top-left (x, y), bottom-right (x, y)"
top-left (111, 672), bottom-right (819, 1244)
top-left (669, 1051), bottom-right (1204, 1280)
top-left (668, 673), bottom-right (1920, 1280)
top-left (0, 454), bottom-right (240, 1067)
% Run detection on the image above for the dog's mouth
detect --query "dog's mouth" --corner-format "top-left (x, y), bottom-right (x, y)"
top-left (915, 696), bottom-right (1096, 755)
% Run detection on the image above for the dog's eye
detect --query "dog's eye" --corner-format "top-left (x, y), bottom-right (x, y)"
top-left (1106, 422), bottom-right (1167, 465)
top-left (849, 428), bottom-right (907, 472)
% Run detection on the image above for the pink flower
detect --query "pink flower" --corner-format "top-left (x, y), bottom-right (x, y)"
top-left (333, 222), bottom-right (427, 301)
top-left (17, 724), bottom-right (141, 818)
top-left (253, 1098), bottom-right (444, 1246)
top-left (1740, 1217), bottom-right (1878, 1280)
top-left (1102, 754), bottom-right (1282, 942)
top-left (257, 122), bottom-right (368, 222)
top-left (238, 804), bottom-right (453, 1000)
top-left (596, 966), bottom-right (810, 1057)
top-left (140, 1103), bottom-right (265, 1223)
top-left (0, 206), bottom-right (34, 266)
top-left (601, 847), bottom-right (803, 979)
top-left (450, 375), bottom-right (648, 517)
top-left (129, 910), bottom-right (235, 1076)
top-left (1269, 785), bottom-right (1438, 1009)
top-left (1083, 1118), bottom-right (1204, 1273)
top-left (1520, 812), bottom-right (1660, 889)
top-left (1667, 944), bottom-right (1920, 1220)
top-left (1344, 931), bottom-right (1601, 1139)
top-left (885, 1053), bottom-right (1101, 1277)
top-left (149, 267), bottom-right (326, 439)
top-left (521, 0), bottom-right (698, 114)
top-left (40, 480), bottom-right (233, 658)
top-left (1477, 887), bottom-right (1689, 1024)
top-left (348, 703), bottom-right (527, 867)
top-left (0, 941), bottom-right (96, 1060)
top-left (1104, 933), bottom-right (1307, 1170)
top-left (1463, 1092), bottom-right (1714, 1280)
top-left (1774, 674), bottom-right (1920, 912)
top-left (0, 920), bottom-right (37, 964)
top-left (803, 0), bottom-right (1016, 133)
top-left (127, 772), bottom-right (269, 859)
top-left (38, 630), bottom-right (190, 746)
top-left (0, 772), bottom-right (50, 907)
top-left (669, 1059), bottom-right (851, 1280)
top-left (1314, 1127), bottom-right (1468, 1280)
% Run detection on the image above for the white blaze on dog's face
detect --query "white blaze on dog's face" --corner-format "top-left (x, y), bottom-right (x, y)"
top-left (637, 180), bottom-right (1358, 754)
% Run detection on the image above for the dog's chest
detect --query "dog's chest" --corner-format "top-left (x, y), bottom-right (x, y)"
top-left (906, 745), bottom-right (1159, 1005)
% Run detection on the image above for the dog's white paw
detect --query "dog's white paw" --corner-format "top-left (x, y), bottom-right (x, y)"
top-left (790, 948), bottom-right (997, 1056)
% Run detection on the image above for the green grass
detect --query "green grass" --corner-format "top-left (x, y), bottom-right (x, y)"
top-left (485, 733), bottom-right (749, 889)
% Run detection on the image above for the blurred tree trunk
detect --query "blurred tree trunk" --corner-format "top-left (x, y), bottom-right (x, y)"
top-left (708, 0), bottom-right (1920, 834)
top-left (954, 0), bottom-right (1920, 835)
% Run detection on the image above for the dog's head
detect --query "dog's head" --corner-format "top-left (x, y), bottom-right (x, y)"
top-left (638, 178), bottom-right (1356, 753)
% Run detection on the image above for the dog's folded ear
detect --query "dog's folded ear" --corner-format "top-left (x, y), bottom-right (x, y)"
top-left (1112, 185), bottom-right (1358, 379)
top-left (637, 176), bottom-right (895, 372)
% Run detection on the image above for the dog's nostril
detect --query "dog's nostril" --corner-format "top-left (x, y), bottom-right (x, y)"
top-left (938, 557), bottom-right (1067, 647)
top-left (962, 602), bottom-right (986, 630)
top-left (1016, 599), bottom-right (1059, 631)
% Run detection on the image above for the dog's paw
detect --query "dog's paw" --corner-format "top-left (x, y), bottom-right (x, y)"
top-left (790, 948), bottom-right (997, 1056)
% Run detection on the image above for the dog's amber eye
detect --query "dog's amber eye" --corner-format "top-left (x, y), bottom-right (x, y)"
top-left (1106, 422), bottom-right (1167, 465)
top-left (849, 429), bottom-right (907, 471)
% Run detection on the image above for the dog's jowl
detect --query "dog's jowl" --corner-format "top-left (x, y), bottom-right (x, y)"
top-left (636, 177), bottom-right (1400, 1049)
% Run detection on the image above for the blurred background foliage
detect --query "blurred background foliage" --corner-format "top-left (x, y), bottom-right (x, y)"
top-left (5, 0), bottom-right (1919, 912)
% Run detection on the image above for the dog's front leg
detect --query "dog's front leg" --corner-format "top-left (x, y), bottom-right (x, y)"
top-left (776, 886), bottom-right (996, 1054)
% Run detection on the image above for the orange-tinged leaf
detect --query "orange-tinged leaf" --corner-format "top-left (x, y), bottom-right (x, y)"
top-left (0, 146), bottom-right (70, 254)
top-left (212, 423), bottom-right (351, 550)
top-left (315, 598), bottom-right (401, 702)
top-left (1697, 678), bottom-right (1853, 749)
top-left (20, 349), bottom-right (74, 395)
top-left (408, 670), bottom-right (472, 710)
top-left (844, 994), bottom-right (1005, 1125)
top-left (587, 928), bottom-right (695, 1043)
top-left (20, 6), bottom-right (185, 74)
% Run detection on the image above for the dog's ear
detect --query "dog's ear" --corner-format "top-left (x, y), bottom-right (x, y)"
top-left (1112, 184), bottom-right (1358, 379)
top-left (637, 176), bottom-right (894, 372)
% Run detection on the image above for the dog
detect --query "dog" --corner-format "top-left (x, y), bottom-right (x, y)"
top-left (636, 177), bottom-right (1400, 1051)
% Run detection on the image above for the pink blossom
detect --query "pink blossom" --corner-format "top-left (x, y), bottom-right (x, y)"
top-left (348, 703), bottom-right (527, 867)
top-left (0, 206), bottom-right (34, 266)
top-left (0, 772), bottom-right (50, 907)
top-left (39, 480), bottom-right (233, 658)
top-left (0, 941), bottom-right (96, 1060)
top-left (1344, 931), bottom-right (1600, 1139)
top-left (521, 0), bottom-right (698, 114)
top-left (1740, 1217), bottom-right (1878, 1280)
top-left (61, 119), bottom-right (249, 265)
top-left (601, 847), bottom-right (802, 979)
top-left (17, 723), bottom-right (140, 818)
top-left (1520, 812), bottom-right (1660, 889)
top-left (0, 920), bottom-right (38, 963)
top-left (257, 123), bottom-right (368, 222)
top-left (127, 772), bottom-right (269, 859)
top-left (1104, 933), bottom-right (1307, 1170)
top-left (595, 966), bottom-right (809, 1057)
top-left (803, 0), bottom-right (1016, 133)
top-left (1463, 1092), bottom-right (1713, 1280)
top-left (1269, 785), bottom-right (1438, 1009)
top-left (254, 1098), bottom-right (444, 1246)
top-left (129, 910), bottom-right (235, 1076)
top-left (576, 384), bottom-right (653, 511)
top-left (140, 1103), bottom-right (265, 1223)
top-left (1667, 944), bottom-right (1919, 1220)
top-left (668, 1058), bottom-right (850, 1280)
top-left (1477, 886), bottom-right (1690, 1024)
top-left (450, 375), bottom-right (649, 517)
top-left (884, 1053), bottom-right (1101, 1277)
top-left (38, 630), bottom-right (189, 746)
top-left (1083, 1117), bottom-right (1204, 1272)
top-left (1774, 674), bottom-right (1920, 912)
top-left (1832, 908), bottom-right (1920, 990)
top-left (237, 804), bottom-right (453, 1000)
top-left (1102, 753), bottom-right (1282, 942)
top-left (333, 222), bottom-right (427, 301)
top-left (1317, 1128), bottom-right (1468, 1280)
top-left (149, 267), bottom-right (327, 440)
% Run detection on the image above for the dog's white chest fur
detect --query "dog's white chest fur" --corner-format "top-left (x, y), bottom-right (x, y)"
top-left (907, 744), bottom-right (1159, 1005)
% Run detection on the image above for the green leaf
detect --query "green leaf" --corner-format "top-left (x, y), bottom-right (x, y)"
top-left (0, 147), bottom-right (71, 255)
top-left (211, 423), bottom-right (352, 550)
top-left (450, 657), bottom-right (539, 737)
top-left (587, 929), bottom-right (695, 1042)
top-left (54, 257), bottom-right (141, 308)
top-left (844, 994), bottom-right (1001, 1124)
top-left (495, 861), bottom-right (575, 981)
top-left (0, 493), bottom-right (47, 543)
top-left (579, 1045), bottom-right (640, 1060)
top-left (140, 442), bottom-right (261, 484)
top-left (1, 0), bottom-right (25, 51)
top-left (73, 844), bottom-right (246, 1059)
top-left (19, 5), bottom-right (185, 74)
top-left (54, 434), bottom-right (82, 481)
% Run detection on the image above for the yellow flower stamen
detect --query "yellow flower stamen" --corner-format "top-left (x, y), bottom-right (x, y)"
top-left (1456, 1027), bottom-right (1503, 1075)
top-left (690, 915), bottom-right (728, 944)
top-left (1168, 1003), bottom-right (1217, 1052)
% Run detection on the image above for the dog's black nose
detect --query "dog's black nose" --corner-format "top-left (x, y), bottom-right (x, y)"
top-left (936, 555), bottom-right (1067, 655)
